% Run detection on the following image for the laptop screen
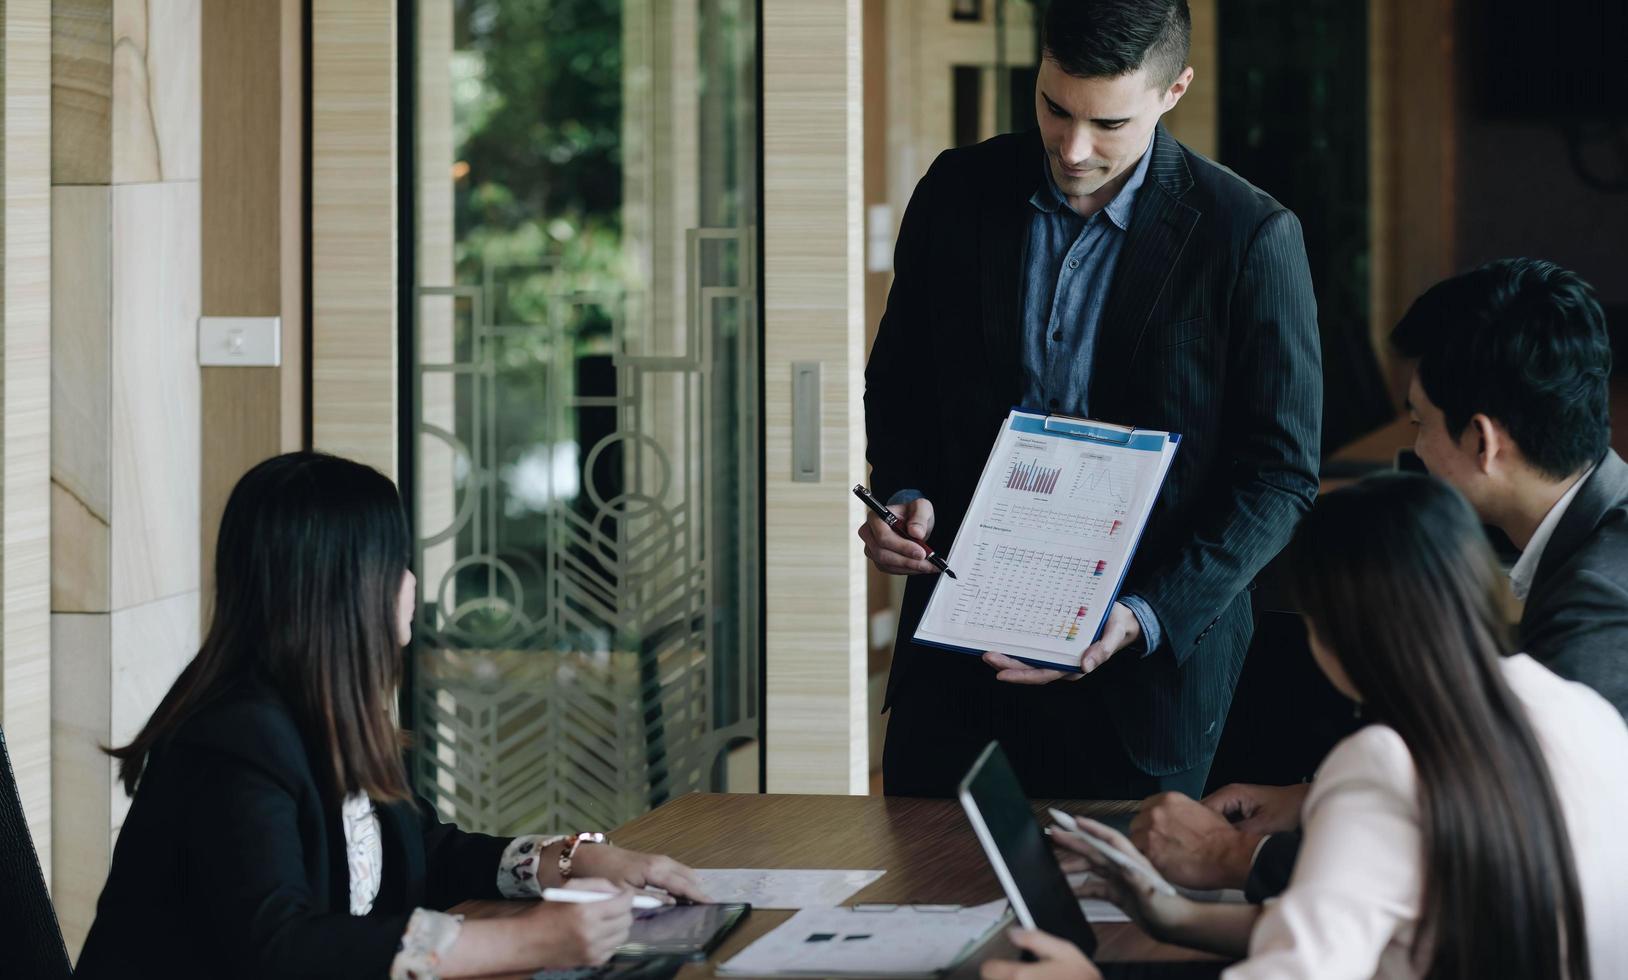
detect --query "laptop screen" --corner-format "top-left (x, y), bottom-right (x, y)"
top-left (958, 741), bottom-right (1098, 956)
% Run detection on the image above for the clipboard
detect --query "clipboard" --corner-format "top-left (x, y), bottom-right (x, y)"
top-left (911, 409), bottom-right (1180, 671)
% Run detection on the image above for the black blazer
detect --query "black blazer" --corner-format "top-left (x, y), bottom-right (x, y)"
top-left (1521, 449), bottom-right (1628, 717)
top-left (866, 125), bottom-right (1322, 773)
top-left (75, 679), bottom-right (513, 979)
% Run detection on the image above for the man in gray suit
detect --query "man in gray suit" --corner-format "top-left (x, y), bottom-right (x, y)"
top-left (1125, 258), bottom-right (1628, 899)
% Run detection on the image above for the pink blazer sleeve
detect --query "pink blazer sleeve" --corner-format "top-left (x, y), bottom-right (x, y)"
top-left (1224, 726), bottom-right (1425, 980)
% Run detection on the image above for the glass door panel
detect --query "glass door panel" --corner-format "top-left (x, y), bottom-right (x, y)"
top-left (410, 0), bottom-right (760, 835)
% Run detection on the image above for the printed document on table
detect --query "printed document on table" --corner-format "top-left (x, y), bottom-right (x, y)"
top-left (694, 868), bottom-right (885, 909)
top-left (717, 898), bottom-right (1010, 978)
top-left (914, 410), bottom-right (1179, 671)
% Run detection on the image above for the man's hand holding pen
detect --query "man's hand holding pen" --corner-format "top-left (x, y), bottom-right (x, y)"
top-left (856, 494), bottom-right (944, 576)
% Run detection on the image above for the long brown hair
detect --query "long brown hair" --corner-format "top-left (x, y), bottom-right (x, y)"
top-left (1288, 473), bottom-right (1589, 980)
top-left (108, 452), bottom-right (413, 803)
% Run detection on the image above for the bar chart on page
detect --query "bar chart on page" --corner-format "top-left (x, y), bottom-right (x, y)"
top-left (1005, 458), bottom-right (1064, 494)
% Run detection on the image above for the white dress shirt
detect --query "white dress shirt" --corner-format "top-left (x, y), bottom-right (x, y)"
top-left (1510, 463), bottom-right (1596, 601)
top-left (1224, 654), bottom-right (1628, 979)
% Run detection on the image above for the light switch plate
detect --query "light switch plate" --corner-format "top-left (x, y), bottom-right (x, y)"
top-left (199, 316), bottom-right (281, 367)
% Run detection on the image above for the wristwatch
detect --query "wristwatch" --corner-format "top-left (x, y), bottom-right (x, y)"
top-left (558, 831), bottom-right (607, 881)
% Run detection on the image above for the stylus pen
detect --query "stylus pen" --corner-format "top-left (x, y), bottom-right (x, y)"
top-left (542, 887), bottom-right (666, 910)
top-left (852, 485), bottom-right (958, 579)
top-left (1046, 810), bottom-right (1180, 897)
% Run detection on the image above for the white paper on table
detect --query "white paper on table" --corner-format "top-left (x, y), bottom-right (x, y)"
top-left (717, 899), bottom-right (1010, 978)
top-left (694, 868), bottom-right (885, 910)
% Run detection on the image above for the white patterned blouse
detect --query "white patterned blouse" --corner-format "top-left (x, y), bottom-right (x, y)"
top-left (339, 793), bottom-right (562, 980)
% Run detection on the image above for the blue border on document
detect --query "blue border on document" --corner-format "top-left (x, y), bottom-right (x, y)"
top-left (913, 636), bottom-right (1086, 674)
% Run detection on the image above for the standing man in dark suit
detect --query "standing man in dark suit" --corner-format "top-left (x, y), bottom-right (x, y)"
top-left (861, 0), bottom-right (1322, 799)
top-left (1129, 258), bottom-right (1628, 902)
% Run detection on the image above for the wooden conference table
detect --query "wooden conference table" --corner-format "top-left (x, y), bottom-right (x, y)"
top-left (459, 792), bottom-right (1224, 978)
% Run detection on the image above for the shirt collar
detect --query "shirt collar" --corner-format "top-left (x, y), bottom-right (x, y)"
top-left (1509, 462), bottom-right (1597, 601)
top-left (1029, 135), bottom-right (1154, 231)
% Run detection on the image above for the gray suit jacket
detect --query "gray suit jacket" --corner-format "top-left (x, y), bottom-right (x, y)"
top-left (1247, 449), bottom-right (1628, 902)
top-left (1519, 449), bottom-right (1628, 717)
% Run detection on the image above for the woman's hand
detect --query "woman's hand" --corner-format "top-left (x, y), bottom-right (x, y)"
top-left (569, 845), bottom-right (711, 903)
top-left (521, 887), bottom-right (634, 966)
top-left (979, 928), bottom-right (1102, 980)
top-left (1053, 817), bottom-right (1196, 942)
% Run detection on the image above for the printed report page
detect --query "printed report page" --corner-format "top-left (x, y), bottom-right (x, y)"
top-left (914, 411), bottom-right (1177, 669)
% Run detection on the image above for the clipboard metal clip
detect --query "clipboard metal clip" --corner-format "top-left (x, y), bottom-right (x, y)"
top-left (1042, 414), bottom-right (1136, 445)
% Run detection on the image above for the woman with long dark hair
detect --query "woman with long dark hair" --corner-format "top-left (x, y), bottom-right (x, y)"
top-left (981, 474), bottom-right (1628, 979)
top-left (76, 452), bottom-right (708, 979)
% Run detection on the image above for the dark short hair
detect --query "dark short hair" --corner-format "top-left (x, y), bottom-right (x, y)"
top-left (1042, 0), bottom-right (1191, 88)
top-left (1390, 258), bottom-right (1612, 480)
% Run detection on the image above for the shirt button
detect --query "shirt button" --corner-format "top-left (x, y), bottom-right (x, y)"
top-left (1069, 260), bottom-right (1078, 269)
top-left (1052, 331), bottom-right (1063, 342)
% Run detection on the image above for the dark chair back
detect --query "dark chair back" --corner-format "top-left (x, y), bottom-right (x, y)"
top-left (0, 723), bottom-right (73, 978)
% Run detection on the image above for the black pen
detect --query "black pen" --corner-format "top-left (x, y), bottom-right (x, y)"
top-left (852, 485), bottom-right (958, 579)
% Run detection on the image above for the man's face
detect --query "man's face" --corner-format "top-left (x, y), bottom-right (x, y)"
top-left (1034, 57), bottom-right (1187, 200)
top-left (1408, 372), bottom-right (1490, 513)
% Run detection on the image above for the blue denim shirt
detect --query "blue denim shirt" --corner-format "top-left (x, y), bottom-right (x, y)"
top-left (1018, 141), bottom-right (1151, 416)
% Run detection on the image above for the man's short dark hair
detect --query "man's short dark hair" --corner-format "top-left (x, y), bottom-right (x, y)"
top-left (1390, 258), bottom-right (1612, 480)
top-left (1042, 0), bottom-right (1191, 88)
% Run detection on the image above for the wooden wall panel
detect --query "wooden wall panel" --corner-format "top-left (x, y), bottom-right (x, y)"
top-left (1369, 0), bottom-right (1455, 402)
top-left (2, 0), bottom-right (56, 871)
top-left (51, 0), bottom-right (111, 185)
top-left (279, 0), bottom-right (305, 452)
top-left (1163, 0), bottom-right (1216, 158)
top-left (762, 0), bottom-right (869, 794)
top-left (111, 0), bottom-right (200, 184)
top-left (50, 186), bottom-right (111, 614)
top-left (202, 0), bottom-right (282, 315)
top-left (108, 180), bottom-right (200, 611)
top-left (200, 0), bottom-right (304, 606)
top-left (49, 2), bottom-right (203, 949)
top-left (310, 0), bottom-right (397, 479)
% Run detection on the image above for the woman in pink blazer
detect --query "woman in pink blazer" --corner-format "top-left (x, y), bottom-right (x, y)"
top-left (987, 474), bottom-right (1627, 980)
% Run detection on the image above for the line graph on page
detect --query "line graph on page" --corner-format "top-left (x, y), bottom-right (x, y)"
top-left (1068, 453), bottom-right (1135, 508)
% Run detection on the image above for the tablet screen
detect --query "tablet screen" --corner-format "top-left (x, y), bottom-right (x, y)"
top-left (958, 741), bottom-right (1097, 956)
top-left (617, 902), bottom-right (750, 960)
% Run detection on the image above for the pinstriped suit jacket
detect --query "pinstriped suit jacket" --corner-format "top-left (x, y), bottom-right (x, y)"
top-left (867, 125), bottom-right (1322, 774)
